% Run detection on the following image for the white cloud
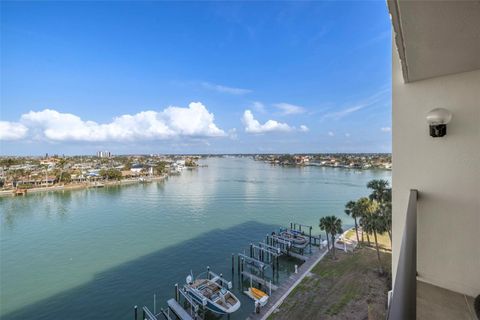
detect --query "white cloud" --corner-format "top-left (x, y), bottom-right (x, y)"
top-left (328, 131), bottom-right (335, 137)
top-left (274, 103), bottom-right (306, 115)
top-left (228, 128), bottom-right (238, 140)
top-left (201, 82), bottom-right (251, 95)
top-left (299, 125), bottom-right (309, 132)
top-left (242, 110), bottom-right (293, 133)
top-left (252, 101), bottom-right (266, 113)
top-left (381, 127), bottom-right (391, 132)
top-left (11, 102), bottom-right (226, 142)
top-left (320, 88), bottom-right (389, 121)
top-left (324, 105), bottom-right (364, 120)
top-left (0, 121), bottom-right (28, 141)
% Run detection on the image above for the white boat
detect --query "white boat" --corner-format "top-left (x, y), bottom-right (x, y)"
top-left (184, 271), bottom-right (241, 315)
top-left (276, 230), bottom-right (309, 249)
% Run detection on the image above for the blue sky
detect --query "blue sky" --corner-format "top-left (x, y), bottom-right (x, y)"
top-left (0, 1), bottom-right (391, 155)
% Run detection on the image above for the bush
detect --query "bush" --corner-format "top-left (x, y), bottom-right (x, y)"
top-left (99, 168), bottom-right (122, 180)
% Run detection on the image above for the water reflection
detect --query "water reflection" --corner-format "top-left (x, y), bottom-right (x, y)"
top-left (0, 158), bottom-right (391, 319)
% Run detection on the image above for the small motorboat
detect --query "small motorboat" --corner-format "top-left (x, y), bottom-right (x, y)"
top-left (278, 231), bottom-right (309, 248)
top-left (244, 287), bottom-right (269, 307)
top-left (185, 271), bottom-right (241, 315)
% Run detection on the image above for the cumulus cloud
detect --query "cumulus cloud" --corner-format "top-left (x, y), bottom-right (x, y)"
top-left (274, 103), bottom-right (306, 115)
top-left (299, 125), bottom-right (309, 132)
top-left (381, 127), bottom-right (391, 132)
top-left (201, 82), bottom-right (251, 95)
top-left (0, 121), bottom-right (28, 140)
top-left (2, 102), bottom-right (226, 142)
top-left (242, 110), bottom-right (293, 133)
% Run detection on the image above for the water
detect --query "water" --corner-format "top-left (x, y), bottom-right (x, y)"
top-left (0, 157), bottom-right (391, 319)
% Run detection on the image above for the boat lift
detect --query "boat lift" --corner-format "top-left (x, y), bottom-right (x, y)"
top-left (250, 243), bottom-right (280, 263)
top-left (267, 234), bottom-right (292, 252)
top-left (289, 223), bottom-right (322, 244)
top-left (238, 253), bottom-right (267, 271)
top-left (257, 241), bottom-right (281, 255)
top-left (206, 267), bottom-right (233, 290)
top-left (134, 283), bottom-right (203, 320)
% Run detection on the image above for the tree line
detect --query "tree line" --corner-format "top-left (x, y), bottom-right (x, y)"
top-left (319, 179), bottom-right (392, 273)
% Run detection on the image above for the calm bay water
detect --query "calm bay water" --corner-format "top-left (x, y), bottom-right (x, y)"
top-left (0, 157), bottom-right (391, 319)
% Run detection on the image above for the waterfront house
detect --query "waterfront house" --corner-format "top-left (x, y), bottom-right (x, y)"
top-left (130, 164), bottom-right (144, 174)
top-left (387, 1), bottom-right (479, 319)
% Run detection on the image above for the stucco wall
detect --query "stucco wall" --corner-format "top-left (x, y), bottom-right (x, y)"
top-left (392, 47), bottom-right (480, 297)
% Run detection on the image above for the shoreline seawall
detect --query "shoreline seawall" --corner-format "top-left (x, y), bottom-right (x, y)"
top-left (0, 175), bottom-right (168, 198)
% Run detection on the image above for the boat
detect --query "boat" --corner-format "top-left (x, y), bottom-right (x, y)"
top-left (92, 183), bottom-right (105, 188)
top-left (244, 287), bottom-right (269, 307)
top-left (184, 271), bottom-right (241, 315)
top-left (277, 230), bottom-right (309, 248)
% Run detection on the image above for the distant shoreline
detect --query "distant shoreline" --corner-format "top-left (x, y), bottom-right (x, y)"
top-left (0, 175), bottom-right (167, 198)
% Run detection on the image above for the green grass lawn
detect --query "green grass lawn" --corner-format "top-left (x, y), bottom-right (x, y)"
top-left (268, 246), bottom-right (391, 320)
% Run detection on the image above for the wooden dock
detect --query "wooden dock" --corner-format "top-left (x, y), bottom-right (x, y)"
top-left (246, 246), bottom-right (329, 320)
top-left (282, 250), bottom-right (309, 261)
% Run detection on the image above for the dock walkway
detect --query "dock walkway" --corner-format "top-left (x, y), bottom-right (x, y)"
top-left (166, 299), bottom-right (194, 320)
top-left (246, 246), bottom-right (328, 320)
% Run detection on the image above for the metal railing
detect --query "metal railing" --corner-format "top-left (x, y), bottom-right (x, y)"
top-left (388, 189), bottom-right (418, 320)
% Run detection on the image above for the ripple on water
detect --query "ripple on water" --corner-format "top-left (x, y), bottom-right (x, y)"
top-left (0, 158), bottom-right (391, 320)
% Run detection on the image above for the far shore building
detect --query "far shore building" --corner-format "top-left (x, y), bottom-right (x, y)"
top-left (96, 151), bottom-right (111, 158)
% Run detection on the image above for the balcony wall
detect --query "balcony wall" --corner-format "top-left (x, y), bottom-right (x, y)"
top-left (392, 44), bottom-right (480, 297)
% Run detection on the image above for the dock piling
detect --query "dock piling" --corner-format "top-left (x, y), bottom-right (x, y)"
top-left (237, 254), bottom-right (241, 275)
top-left (134, 305), bottom-right (138, 320)
top-left (175, 283), bottom-right (179, 302)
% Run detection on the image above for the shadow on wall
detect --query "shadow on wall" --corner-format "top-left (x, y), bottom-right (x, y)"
top-left (3, 221), bottom-right (280, 320)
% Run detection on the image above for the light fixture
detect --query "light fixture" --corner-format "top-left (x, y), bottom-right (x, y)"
top-left (426, 108), bottom-right (452, 138)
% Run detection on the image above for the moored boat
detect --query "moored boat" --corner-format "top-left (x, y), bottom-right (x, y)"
top-left (184, 271), bottom-right (241, 315)
top-left (275, 230), bottom-right (309, 248)
top-left (244, 287), bottom-right (269, 307)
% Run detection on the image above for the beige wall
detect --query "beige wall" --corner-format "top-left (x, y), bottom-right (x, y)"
top-left (392, 47), bottom-right (480, 297)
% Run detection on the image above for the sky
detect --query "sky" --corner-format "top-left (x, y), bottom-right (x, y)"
top-left (0, 1), bottom-right (392, 156)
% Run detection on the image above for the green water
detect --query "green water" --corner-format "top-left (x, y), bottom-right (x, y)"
top-left (0, 157), bottom-right (391, 319)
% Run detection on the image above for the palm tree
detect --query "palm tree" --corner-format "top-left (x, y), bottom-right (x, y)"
top-left (356, 197), bottom-right (376, 246)
top-left (57, 158), bottom-right (67, 184)
top-left (367, 179), bottom-right (390, 203)
top-left (319, 217), bottom-right (330, 250)
top-left (322, 215), bottom-right (343, 259)
top-left (367, 179), bottom-right (392, 244)
top-left (381, 201), bottom-right (392, 243)
top-left (344, 200), bottom-right (360, 244)
top-left (362, 201), bottom-right (384, 274)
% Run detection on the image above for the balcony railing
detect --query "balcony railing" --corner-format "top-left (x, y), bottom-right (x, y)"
top-left (387, 189), bottom-right (418, 320)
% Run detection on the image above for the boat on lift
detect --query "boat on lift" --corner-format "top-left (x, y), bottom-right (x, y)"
top-left (244, 287), bottom-right (269, 307)
top-left (184, 270), bottom-right (241, 315)
top-left (275, 230), bottom-right (309, 249)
